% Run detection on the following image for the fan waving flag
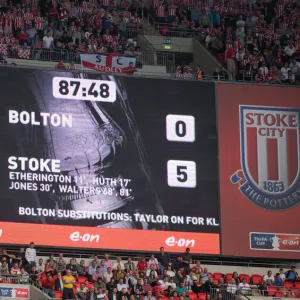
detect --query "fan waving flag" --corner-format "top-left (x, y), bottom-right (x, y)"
top-left (80, 54), bottom-right (136, 73)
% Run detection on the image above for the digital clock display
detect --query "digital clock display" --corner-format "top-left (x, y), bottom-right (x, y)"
top-left (52, 77), bottom-right (116, 102)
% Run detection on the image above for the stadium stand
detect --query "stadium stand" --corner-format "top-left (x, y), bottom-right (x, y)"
top-left (0, 245), bottom-right (299, 299)
top-left (148, 0), bottom-right (300, 83)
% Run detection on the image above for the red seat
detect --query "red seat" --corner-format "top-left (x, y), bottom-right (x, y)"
top-left (214, 273), bottom-right (223, 280)
top-left (295, 283), bottom-right (300, 289)
top-left (239, 274), bottom-right (250, 284)
top-left (212, 278), bottom-right (219, 284)
top-left (208, 272), bottom-right (213, 278)
top-left (275, 291), bottom-right (283, 298)
top-left (188, 292), bottom-right (198, 300)
top-left (78, 276), bottom-right (88, 283)
top-left (267, 286), bottom-right (277, 296)
top-left (252, 274), bottom-right (263, 285)
top-left (198, 293), bottom-right (207, 300)
top-left (225, 273), bottom-right (233, 282)
top-left (54, 291), bottom-right (62, 299)
top-left (284, 282), bottom-right (294, 289)
top-left (74, 282), bottom-right (80, 288)
top-left (290, 288), bottom-right (300, 298)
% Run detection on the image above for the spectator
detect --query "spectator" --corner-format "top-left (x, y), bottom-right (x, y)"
top-left (62, 269), bottom-right (76, 300)
top-left (104, 267), bottom-right (114, 283)
top-left (106, 278), bottom-right (117, 292)
top-left (232, 272), bottom-right (240, 285)
top-left (25, 242), bottom-right (36, 270)
top-left (29, 266), bottom-right (40, 283)
top-left (76, 282), bottom-right (88, 300)
top-left (45, 260), bottom-right (56, 275)
top-left (10, 262), bottom-right (21, 275)
top-left (56, 258), bottom-right (66, 275)
top-left (54, 272), bottom-right (63, 292)
top-left (158, 247), bottom-right (170, 274)
top-left (227, 278), bottom-right (237, 294)
top-left (176, 281), bottom-right (188, 296)
top-left (285, 266), bottom-right (298, 283)
top-left (124, 258), bottom-right (136, 271)
top-left (95, 277), bottom-right (106, 290)
top-left (137, 257), bottom-right (148, 272)
top-left (143, 278), bottom-right (152, 295)
top-left (93, 266), bottom-right (104, 282)
top-left (114, 264), bottom-right (125, 281)
top-left (145, 290), bottom-right (156, 300)
top-left (238, 278), bottom-right (251, 294)
top-left (41, 273), bottom-right (55, 298)
top-left (87, 286), bottom-right (97, 300)
top-left (113, 257), bottom-right (124, 270)
top-left (117, 278), bottom-right (128, 292)
top-left (66, 259), bottom-right (78, 277)
top-left (167, 265), bottom-right (175, 278)
top-left (200, 268), bottom-right (210, 284)
top-left (104, 254), bottom-right (113, 270)
top-left (19, 267), bottom-right (29, 284)
top-left (148, 254), bottom-right (159, 271)
top-left (147, 270), bottom-right (158, 286)
top-left (99, 260), bottom-right (107, 274)
top-left (263, 270), bottom-right (275, 289)
top-left (37, 258), bottom-right (45, 274)
top-left (77, 260), bottom-right (87, 276)
top-left (146, 265), bottom-right (158, 277)
top-left (274, 273), bottom-right (284, 287)
top-left (12, 248), bottom-right (25, 268)
top-left (173, 256), bottom-right (183, 272)
top-left (135, 278), bottom-right (144, 295)
top-left (55, 60), bottom-right (66, 69)
top-left (43, 31), bottom-right (54, 49)
top-left (279, 269), bottom-right (286, 281)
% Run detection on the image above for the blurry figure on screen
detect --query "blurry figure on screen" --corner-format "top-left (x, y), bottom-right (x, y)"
top-left (24, 72), bottom-right (164, 230)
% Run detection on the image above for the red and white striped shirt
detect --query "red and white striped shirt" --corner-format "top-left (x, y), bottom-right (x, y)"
top-left (14, 16), bottom-right (24, 29)
top-left (168, 6), bottom-right (176, 16)
top-left (4, 14), bottom-right (13, 27)
top-left (34, 16), bottom-right (44, 30)
top-left (156, 5), bottom-right (165, 17)
top-left (6, 37), bottom-right (15, 44)
top-left (153, 0), bottom-right (160, 8)
top-left (276, 3), bottom-right (284, 16)
top-left (123, 10), bottom-right (131, 19)
top-left (102, 0), bottom-right (110, 6)
top-left (103, 33), bottom-right (113, 43)
top-left (24, 12), bottom-right (33, 24)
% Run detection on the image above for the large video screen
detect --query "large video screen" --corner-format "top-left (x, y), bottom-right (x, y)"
top-left (217, 83), bottom-right (300, 259)
top-left (0, 68), bottom-right (220, 254)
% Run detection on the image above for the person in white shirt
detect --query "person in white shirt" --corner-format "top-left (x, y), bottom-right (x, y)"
top-left (227, 278), bottom-right (238, 294)
top-left (263, 270), bottom-right (275, 288)
top-left (289, 58), bottom-right (300, 76)
top-left (42, 31), bottom-right (53, 49)
top-left (36, 258), bottom-right (45, 273)
top-left (117, 279), bottom-right (128, 292)
top-left (148, 254), bottom-right (159, 270)
top-left (103, 267), bottom-right (113, 283)
top-left (25, 242), bottom-right (36, 269)
top-left (280, 62), bottom-right (291, 80)
top-left (284, 42), bottom-right (296, 57)
top-left (238, 278), bottom-right (251, 294)
top-left (279, 268), bottom-right (286, 281)
top-left (166, 265), bottom-right (175, 278)
top-left (146, 265), bottom-right (158, 277)
top-left (113, 257), bottom-right (124, 270)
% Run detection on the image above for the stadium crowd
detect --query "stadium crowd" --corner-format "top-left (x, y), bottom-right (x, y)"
top-left (0, 0), bottom-right (142, 61)
top-left (0, 243), bottom-right (299, 300)
top-left (150, 0), bottom-right (300, 83)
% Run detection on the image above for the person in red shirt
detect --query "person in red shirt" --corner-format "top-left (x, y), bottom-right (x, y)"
top-left (18, 27), bottom-right (28, 45)
top-left (55, 60), bottom-right (66, 69)
top-left (41, 274), bottom-right (55, 298)
top-left (137, 257), bottom-right (148, 272)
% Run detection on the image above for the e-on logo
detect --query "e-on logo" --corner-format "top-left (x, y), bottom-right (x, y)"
top-left (70, 231), bottom-right (100, 243)
top-left (165, 236), bottom-right (195, 247)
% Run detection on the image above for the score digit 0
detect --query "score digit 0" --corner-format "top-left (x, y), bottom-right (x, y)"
top-left (166, 115), bottom-right (195, 142)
